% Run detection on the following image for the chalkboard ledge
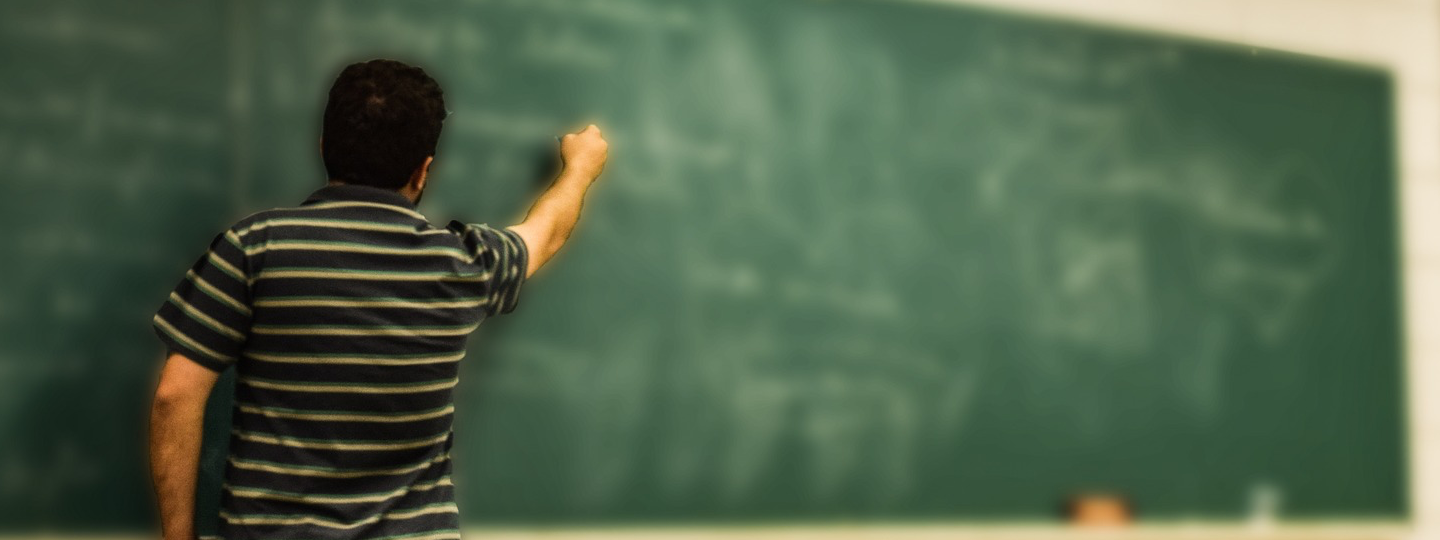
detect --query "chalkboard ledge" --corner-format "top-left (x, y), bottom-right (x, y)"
top-left (462, 523), bottom-right (1407, 540)
top-left (0, 523), bottom-right (1409, 540)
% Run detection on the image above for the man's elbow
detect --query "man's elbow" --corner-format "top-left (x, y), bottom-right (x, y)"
top-left (151, 353), bottom-right (220, 412)
top-left (151, 381), bottom-right (208, 418)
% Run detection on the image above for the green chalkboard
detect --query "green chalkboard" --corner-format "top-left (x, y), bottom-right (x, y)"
top-left (0, 0), bottom-right (1405, 532)
top-left (0, 0), bottom-right (235, 530)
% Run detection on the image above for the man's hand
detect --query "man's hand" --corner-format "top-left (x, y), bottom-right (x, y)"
top-left (510, 124), bottom-right (609, 278)
top-left (150, 351), bottom-right (220, 540)
top-left (559, 124), bottom-right (608, 182)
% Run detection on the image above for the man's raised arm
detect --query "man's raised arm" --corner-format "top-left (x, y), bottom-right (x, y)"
top-left (508, 124), bottom-right (609, 278)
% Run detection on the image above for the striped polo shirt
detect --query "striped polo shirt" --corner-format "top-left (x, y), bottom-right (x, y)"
top-left (152, 183), bottom-right (528, 540)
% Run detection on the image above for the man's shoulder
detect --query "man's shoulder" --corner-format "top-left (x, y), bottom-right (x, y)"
top-left (220, 204), bottom-right (460, 247)
top-left (221, 208), bottom-right (293, 246)
top-left (231, 208), bottom-right (285, 228)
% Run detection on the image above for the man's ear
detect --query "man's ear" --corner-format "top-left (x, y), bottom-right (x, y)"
top-left (414, 155), bottom-right (429, 188)
top-left (411, 155), bottom-right (433, 191)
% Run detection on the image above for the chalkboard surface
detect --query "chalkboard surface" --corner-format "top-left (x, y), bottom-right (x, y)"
top-left (0, 0), bottom-right (235, 529)
top-left (0, 0), bottom-right (1405, 531)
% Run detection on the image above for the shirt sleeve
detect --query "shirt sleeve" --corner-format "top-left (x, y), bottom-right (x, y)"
top-left (152, 229), bottom-right (253, 372)
top-left (446, 221), bottom-right (529, 317)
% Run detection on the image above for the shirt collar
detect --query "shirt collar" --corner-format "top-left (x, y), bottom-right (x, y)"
top-left (302, 183), bottom-right (418, 211)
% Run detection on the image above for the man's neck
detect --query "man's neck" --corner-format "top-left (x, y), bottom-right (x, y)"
top-left (326, 180), bottom-right (422, 204)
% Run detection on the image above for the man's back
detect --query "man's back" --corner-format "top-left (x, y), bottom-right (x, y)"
top-left (154, 183), bottom-right (527, 539)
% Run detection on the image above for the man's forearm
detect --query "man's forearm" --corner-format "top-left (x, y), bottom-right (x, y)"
top-left (149, 392), bottom-right (208, 540)
top-left (520, 169), bottom-right (594, 264)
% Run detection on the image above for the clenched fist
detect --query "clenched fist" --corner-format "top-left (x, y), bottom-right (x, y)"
top-left (560, 124), bottom-right (608, 182)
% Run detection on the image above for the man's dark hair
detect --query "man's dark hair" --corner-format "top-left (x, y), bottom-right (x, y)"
top-left (322, 59), bottom-right (446, 190)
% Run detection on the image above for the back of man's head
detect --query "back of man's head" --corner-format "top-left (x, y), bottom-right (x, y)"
top-left (322, 59), bottom-right (446, 190)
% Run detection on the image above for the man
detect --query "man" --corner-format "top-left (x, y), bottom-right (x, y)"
top-left (147, 59), bottom-right (607, 540)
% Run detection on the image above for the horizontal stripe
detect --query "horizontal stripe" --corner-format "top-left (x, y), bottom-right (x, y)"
top-left (168, 292), bottom-right (245, 341)
top-left (239, 376), bottom-right (458, 394)
top-left (220, 502), bottom-right (457, 530)
top-left (233, 429), bottom-right (451, 451)
top-left (254, 267), bottom-right (491, 282)
top-left (253, 296), bottom-right (487, 309)
top-left (185, 269), bottom-right (250, 315)
top-left (207, 250), bottom-right (246, 282)
top-left (246, 350), bottom-right (466, 366)
top-left (154, 314), bottom-right (233, 362)
top-left (250, 324), bottom-right (479, 337)
top-left (278, 530), bottom-right (461, 540)
top-left (243, 240), bottom-right (471, 261)
top-left (227, 453), bottom-right (449, 478)
top-left (235, 217), bottom-right (450, 238)
top-left (237, 402), bottom-right (454, 423)
top-left (224, 229), bottom-right (246, 250)
top-left (226, 476), bottom-right (453, 504)
top-left (293, 201), bottom-right (429, 221)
